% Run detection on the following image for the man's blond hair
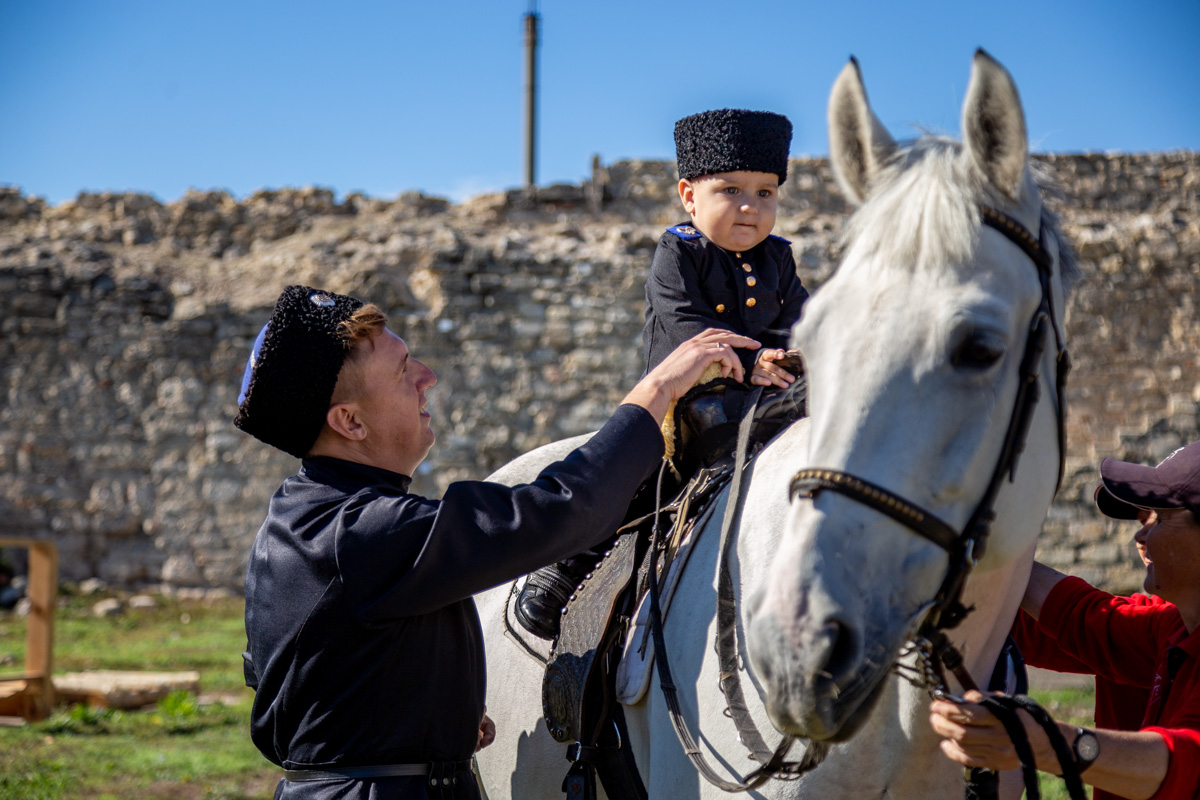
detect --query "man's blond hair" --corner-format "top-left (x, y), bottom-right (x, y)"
top-left (330, 304), bottom-right (388, 404)
top-left (339, 303), bottom-right (388, 347)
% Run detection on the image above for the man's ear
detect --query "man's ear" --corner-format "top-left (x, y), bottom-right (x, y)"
top-left (678, 179), bottom-right (696, 214)
top-left (325, 402), bottom-right (367, 441)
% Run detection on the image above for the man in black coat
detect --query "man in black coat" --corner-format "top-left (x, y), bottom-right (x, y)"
top-left (234, 285), bottom-right (758, 799)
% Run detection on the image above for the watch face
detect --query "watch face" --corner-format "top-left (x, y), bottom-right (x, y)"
top-left (1076, 730), bottom-right (1100, 762)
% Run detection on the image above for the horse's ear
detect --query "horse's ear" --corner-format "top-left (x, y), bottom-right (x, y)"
top-left (961, 49), bottom-right (1028, 201)
top-left (828, 56), bottom-right (896, 206)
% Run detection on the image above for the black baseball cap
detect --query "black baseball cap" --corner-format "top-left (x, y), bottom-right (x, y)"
top-left (1094, 442), bottom-right (1200, 520)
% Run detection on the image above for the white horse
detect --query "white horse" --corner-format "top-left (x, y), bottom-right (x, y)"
top-left (746, 49), bottom-right (1076, 797)
top-left (475, 50), bottom-right (1075, 799)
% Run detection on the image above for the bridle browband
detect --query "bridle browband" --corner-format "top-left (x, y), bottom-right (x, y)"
top-left (789, 204), bottom-right (1070, 635)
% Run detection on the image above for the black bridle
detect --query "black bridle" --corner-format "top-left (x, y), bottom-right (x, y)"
top-left (789, 203), bottom-right (1069, 643)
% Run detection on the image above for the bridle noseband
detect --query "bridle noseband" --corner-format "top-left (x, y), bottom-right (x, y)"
top-left (789, 204), bottom-right (1069, 635)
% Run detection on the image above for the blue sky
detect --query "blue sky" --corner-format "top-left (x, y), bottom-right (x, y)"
top-left (2, 0), bottom-right (1197, 205)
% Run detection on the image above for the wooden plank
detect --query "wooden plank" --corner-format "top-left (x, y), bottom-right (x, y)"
top-left (54, 670), bottom-right (201, 709)
top-left (0, 537), bottom-right (58, 721)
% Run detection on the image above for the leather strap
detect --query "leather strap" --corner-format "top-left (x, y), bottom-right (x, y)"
top-left (789, 469), bottom-right (961, 554)
top-left (715, 386), bottom-right (779, 764)
top-left (594, 704), bottom-right (649, 800)
top-left (282, 761), bottom-right (469, 782)
top-left (648, 388), bottom-right (826, 791)
top-left (979, 206), bottom-right (1053, 273)
top-left (976, 695), bottom-right (1087, 800)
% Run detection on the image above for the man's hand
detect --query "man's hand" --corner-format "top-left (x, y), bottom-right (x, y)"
top-left (623, 329), bottom-right (760, 425)
top-left (476, 713), bottom-right (496, 752)
top-left (930, 690), bottom-right (1053, 773)
top-left (931, 690), bottom-right (1171, 800)
top-left (751, 348), bottom-right (798, 388)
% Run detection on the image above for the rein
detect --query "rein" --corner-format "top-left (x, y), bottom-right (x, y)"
top-left (649, 386), bottom-right (828, 791)
top-left (788, 204), bottom-right (1079, 799)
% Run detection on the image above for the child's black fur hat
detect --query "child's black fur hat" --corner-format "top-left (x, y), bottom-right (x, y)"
top-left (674, 109), bottom-right (792, 183)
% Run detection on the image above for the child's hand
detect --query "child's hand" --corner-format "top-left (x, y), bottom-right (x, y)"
top-left (751, 349), bottom-right (797, 388)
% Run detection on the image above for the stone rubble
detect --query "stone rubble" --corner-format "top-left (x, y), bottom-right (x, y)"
top-left (0, 152), bottom-right (1197, 594)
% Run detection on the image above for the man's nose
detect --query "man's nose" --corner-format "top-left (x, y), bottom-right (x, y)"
top-left (416, 360), bottom-right (437, 388)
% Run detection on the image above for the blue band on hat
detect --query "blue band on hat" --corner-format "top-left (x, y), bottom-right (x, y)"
top-left (238, 323), bottom-right (270, 407)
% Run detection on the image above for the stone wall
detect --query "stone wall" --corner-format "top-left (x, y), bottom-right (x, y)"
top-left (0, 151), bottom-right (1196, 593)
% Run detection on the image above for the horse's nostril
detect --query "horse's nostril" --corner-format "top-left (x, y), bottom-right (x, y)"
top-left (816, 619), bottom-right (861, 689)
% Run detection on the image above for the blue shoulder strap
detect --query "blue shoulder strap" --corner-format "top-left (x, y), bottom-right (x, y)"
top-left (768, 233), bottom-right (792, 245)
top-left (666, 224), bottom-right (702, 240)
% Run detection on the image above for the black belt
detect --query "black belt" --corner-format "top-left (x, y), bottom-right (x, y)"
top-left (283, 760), bottom-right (472, 784)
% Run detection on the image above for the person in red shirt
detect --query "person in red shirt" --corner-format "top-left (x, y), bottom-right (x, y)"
top-left (930, 442), bottom-right (1200, 800)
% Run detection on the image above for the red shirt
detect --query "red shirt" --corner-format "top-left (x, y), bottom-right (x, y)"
top-left (1012, 577), bottom-right (1200, 800)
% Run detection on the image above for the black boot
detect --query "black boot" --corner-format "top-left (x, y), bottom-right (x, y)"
top-left (515, 560), bottom-right (589, 640)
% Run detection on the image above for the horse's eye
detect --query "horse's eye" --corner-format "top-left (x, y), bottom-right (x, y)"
top-left (951, 332), bottom-right (1005, 370)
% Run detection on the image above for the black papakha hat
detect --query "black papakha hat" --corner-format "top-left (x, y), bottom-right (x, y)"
top-left (1094, 442), bottom-right (1200, 520)
top-left (674, 109), bottom-right (793, 183)
top-left (234, 285), bottom-right (364, 458)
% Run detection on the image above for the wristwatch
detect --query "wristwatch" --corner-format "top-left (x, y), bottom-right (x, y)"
top-left (1072, 726), bottom-right (1100, 773)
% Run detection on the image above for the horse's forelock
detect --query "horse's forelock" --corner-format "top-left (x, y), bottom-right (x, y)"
top-left (840, 138), bottom-right (1078, 297)
top-left (841, 138), bottom-right (980, 274)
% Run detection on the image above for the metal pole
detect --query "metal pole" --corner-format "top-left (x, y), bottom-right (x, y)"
top-left (523, 9), bottom-right (539, 189)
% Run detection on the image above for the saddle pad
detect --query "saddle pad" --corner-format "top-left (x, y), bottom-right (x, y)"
top-left (615, 501), bottom-right (717, 706)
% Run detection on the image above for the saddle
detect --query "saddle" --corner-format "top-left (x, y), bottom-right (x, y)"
top-left (537, 458), bottom-right (740, 798)
top-left (671, 351), bottom-right (806, 475)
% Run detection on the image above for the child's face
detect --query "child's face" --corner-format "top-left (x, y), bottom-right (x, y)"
top-left (678, 171), bottom-right (779, 252)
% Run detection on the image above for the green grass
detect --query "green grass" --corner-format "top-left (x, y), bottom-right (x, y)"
top-left (0, 592), bottom-right (1103, 799)
top-left (52, 593), bottom-right (251, 694)
top-left (0, 592), bottom-right (277, 800)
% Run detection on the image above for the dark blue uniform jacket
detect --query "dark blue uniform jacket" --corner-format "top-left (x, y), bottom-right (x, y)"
top-left (642, 224), bottom-right (809, 375)
top-left (243, 404), bottom-right (663, 799)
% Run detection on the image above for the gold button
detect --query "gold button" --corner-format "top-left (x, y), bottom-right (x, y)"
top-left (742, 264), bottom-right (753, 272)
top-left (746, 297), bottom-right (756, 308)
top-left (746, 276), bottom-right (757, 287)
top-left (715, 304), bottom-right (726, 313)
